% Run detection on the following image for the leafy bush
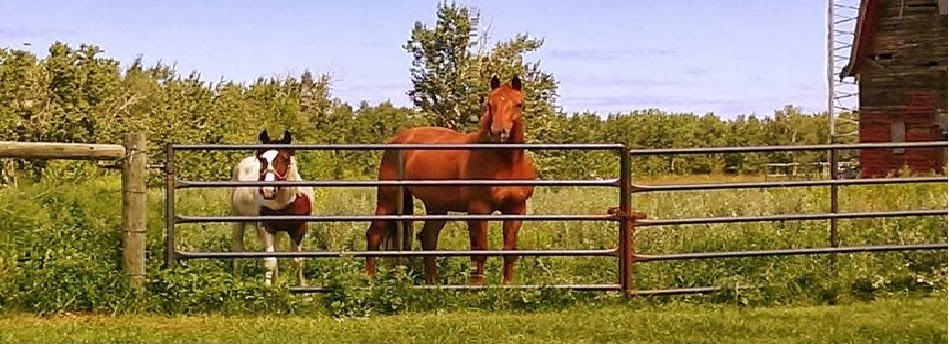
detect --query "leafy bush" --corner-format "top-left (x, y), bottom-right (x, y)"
top-left (145, 264), bottom-right (309, 315)
top-left (0, 178), bottom-right (133, 315)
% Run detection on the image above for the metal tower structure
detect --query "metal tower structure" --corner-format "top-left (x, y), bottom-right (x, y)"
top-left (825, 0), bottom-right (863, 266)
top-left (827, 0), bottom-right (862, 145)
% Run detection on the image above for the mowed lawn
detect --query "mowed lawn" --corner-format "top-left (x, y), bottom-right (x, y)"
top-left (1, 296), bottom-right (944, 344)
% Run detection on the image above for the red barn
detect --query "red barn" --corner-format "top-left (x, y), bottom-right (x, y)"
top-left (841, 0), bottom-right (948, 177)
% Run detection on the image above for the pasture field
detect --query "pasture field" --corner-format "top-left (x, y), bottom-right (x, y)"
top-left (0, 171), bottom-right (945, 321)
top-left (171, 173), bottom-right (947, 296)
top-left (0, 296), bottom-right (944, 343)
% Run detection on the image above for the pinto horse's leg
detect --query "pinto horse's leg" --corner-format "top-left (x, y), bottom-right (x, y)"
top-left (273, 231), bottom-right (282, 283)
top-left (289, 225), bottom-right (306, 286)
top-left (466, 201), bottom-right (492, 285)
top-left (258, 226), bottom-right (278, 286)
top-left (419, 208), bottom-right (447, 284)
top-left (231, 221), bottom-right (245, 274)
top-left (501, 203), bottom-right (527, 285)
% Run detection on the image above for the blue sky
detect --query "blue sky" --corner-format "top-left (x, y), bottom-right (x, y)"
top-left (0, 0), bottom-right (827, 119)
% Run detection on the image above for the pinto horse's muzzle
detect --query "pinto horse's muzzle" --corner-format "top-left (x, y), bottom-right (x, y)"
top-left (259, 168), bottom-right (289, 200)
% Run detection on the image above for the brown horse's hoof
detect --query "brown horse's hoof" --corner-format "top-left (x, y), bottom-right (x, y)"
top-left (467, 275), bottom-right (485, 286)
top-left (606, 207), bottom-right (648, 220)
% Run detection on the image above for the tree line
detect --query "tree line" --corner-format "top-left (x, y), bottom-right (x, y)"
top-left (0, 2), bottom-right (855, 184)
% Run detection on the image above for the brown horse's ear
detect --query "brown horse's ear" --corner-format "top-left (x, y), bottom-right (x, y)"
top-left (259, 129), bottom-right (271, 144)
top-left (490, 75), bottom-right (501, 90)
top-left (511, 76), bottom-right (522, 91)
top-left (280, 130), bottom-right (292, 144)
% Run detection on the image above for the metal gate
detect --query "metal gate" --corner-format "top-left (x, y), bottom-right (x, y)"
top-left (164, 141), bottom-right (948, 297)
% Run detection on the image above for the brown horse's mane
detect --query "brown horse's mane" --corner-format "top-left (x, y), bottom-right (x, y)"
top-left (365, 76), bottom-right (536, 285)
top-left (466, 84), bottom-right (529, 164)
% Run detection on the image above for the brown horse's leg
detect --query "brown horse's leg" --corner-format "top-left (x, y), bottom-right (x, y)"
top-left (466, 201), bottom-right (491, 285)
top-left (365, 220), bottom-right (388, 276)
top-left (365, 188), bottom-right (396, 276)
top-left (501, 203), bottom-right (526, 285)
top-left (419, 209), bottom-right (447, 284)
top-left (290, 225), bottom-right (306, 286)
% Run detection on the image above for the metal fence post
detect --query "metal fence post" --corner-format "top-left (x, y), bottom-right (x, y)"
top-left (394, 148), bottom-right (407, 265)
top-left (829, 146), bottom-right (840, 272)
top-left (618, 147), bottom-right (634, 298)
top-left (165, 143), bottom-right (177, 268)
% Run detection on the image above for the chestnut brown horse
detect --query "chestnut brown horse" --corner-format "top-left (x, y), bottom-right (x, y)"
top-left (365, 75), bottom-right (537, 285)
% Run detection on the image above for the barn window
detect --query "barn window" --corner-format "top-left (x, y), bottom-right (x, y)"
top-left (872, 52), bottom-right (894, 61)
top-left (891, 118), bottom-right (906, 154)
top-left (907, 0), bottom-right (939, 8)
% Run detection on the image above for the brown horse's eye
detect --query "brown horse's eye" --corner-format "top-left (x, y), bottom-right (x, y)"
top-left (514, 103), bottom-right (524, 109)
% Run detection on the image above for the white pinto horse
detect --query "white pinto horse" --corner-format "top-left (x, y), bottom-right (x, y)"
top-left (230, 129), bottom-right (315, 286)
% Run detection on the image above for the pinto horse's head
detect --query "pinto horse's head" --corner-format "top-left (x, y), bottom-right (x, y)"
top-left (255, 129), bottom-right (295, 200)
top-left (481, 75), bottom-right (525, 143)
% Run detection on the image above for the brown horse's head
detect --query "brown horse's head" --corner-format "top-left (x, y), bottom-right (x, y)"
top-left (481, 75), bottom-right (525, 143)
top-left (256, 129), bottom-right (295, 200)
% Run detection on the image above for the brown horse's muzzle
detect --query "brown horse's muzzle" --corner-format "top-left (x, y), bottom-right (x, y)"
top-left (490, 128), bottom-right (512, 142)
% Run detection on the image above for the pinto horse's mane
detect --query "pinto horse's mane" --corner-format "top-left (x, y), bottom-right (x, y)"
top-left (230, 128), bottom-right (315, 287)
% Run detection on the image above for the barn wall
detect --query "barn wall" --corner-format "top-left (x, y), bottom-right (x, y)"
top-left (856, 0), bottom-right (948, 177)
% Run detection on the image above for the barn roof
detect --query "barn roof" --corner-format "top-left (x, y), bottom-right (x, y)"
top-left (840, 0), bottom-right (883, 78)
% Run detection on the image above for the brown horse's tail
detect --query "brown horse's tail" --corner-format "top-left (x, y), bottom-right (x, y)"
top-left (382, 188), bottom-right (415, 251)
top-left (401, 189), bottom-right (414, 236)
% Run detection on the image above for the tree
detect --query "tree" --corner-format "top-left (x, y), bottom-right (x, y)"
top-left (404, 1), bottom-right (559, 135)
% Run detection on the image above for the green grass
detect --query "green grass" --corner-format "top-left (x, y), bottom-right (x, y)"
top-left (0, 296), bottom-right (944, 343)
top-left (0, 172), bottom-right (945, 317)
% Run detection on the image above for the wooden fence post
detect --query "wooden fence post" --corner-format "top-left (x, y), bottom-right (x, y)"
top-left (122, 132), bottom-right (147, 292)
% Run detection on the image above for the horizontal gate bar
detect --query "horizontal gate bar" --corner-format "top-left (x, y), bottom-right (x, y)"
top-left (630, 284), bottom-right (760, 296)
top-left (632, 176), bottom-right (947, 193)
top-left (635, 243), bottom-right (947, 262)
top-left (286, 284), bottom-right (764, 295)
top-left (175, 248), bottom-right (618, 259)
top-left (287, 285), bottom-right (764, 295)
top-left (176, 178), bottom-right (619, 188)
top-left (628, 141), bottom-right (946, 156)
top-left (636, 209), bottom-right (947, 227)
top-left (171, 143), bottom-right (628, 151)
top-left (175, 214), bottom-right (617, 223)
top-left (288, 284), bottom-right (623, 294)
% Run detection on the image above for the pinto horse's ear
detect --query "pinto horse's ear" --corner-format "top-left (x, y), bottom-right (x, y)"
top-left (280, 130), bottom-right (292, 144)
top-left (510, 76), bottom-right (522, 91)
top-left (490, 75), bottom-right (501, 90)
top-left (259, 129), bottom-right (271, 144)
